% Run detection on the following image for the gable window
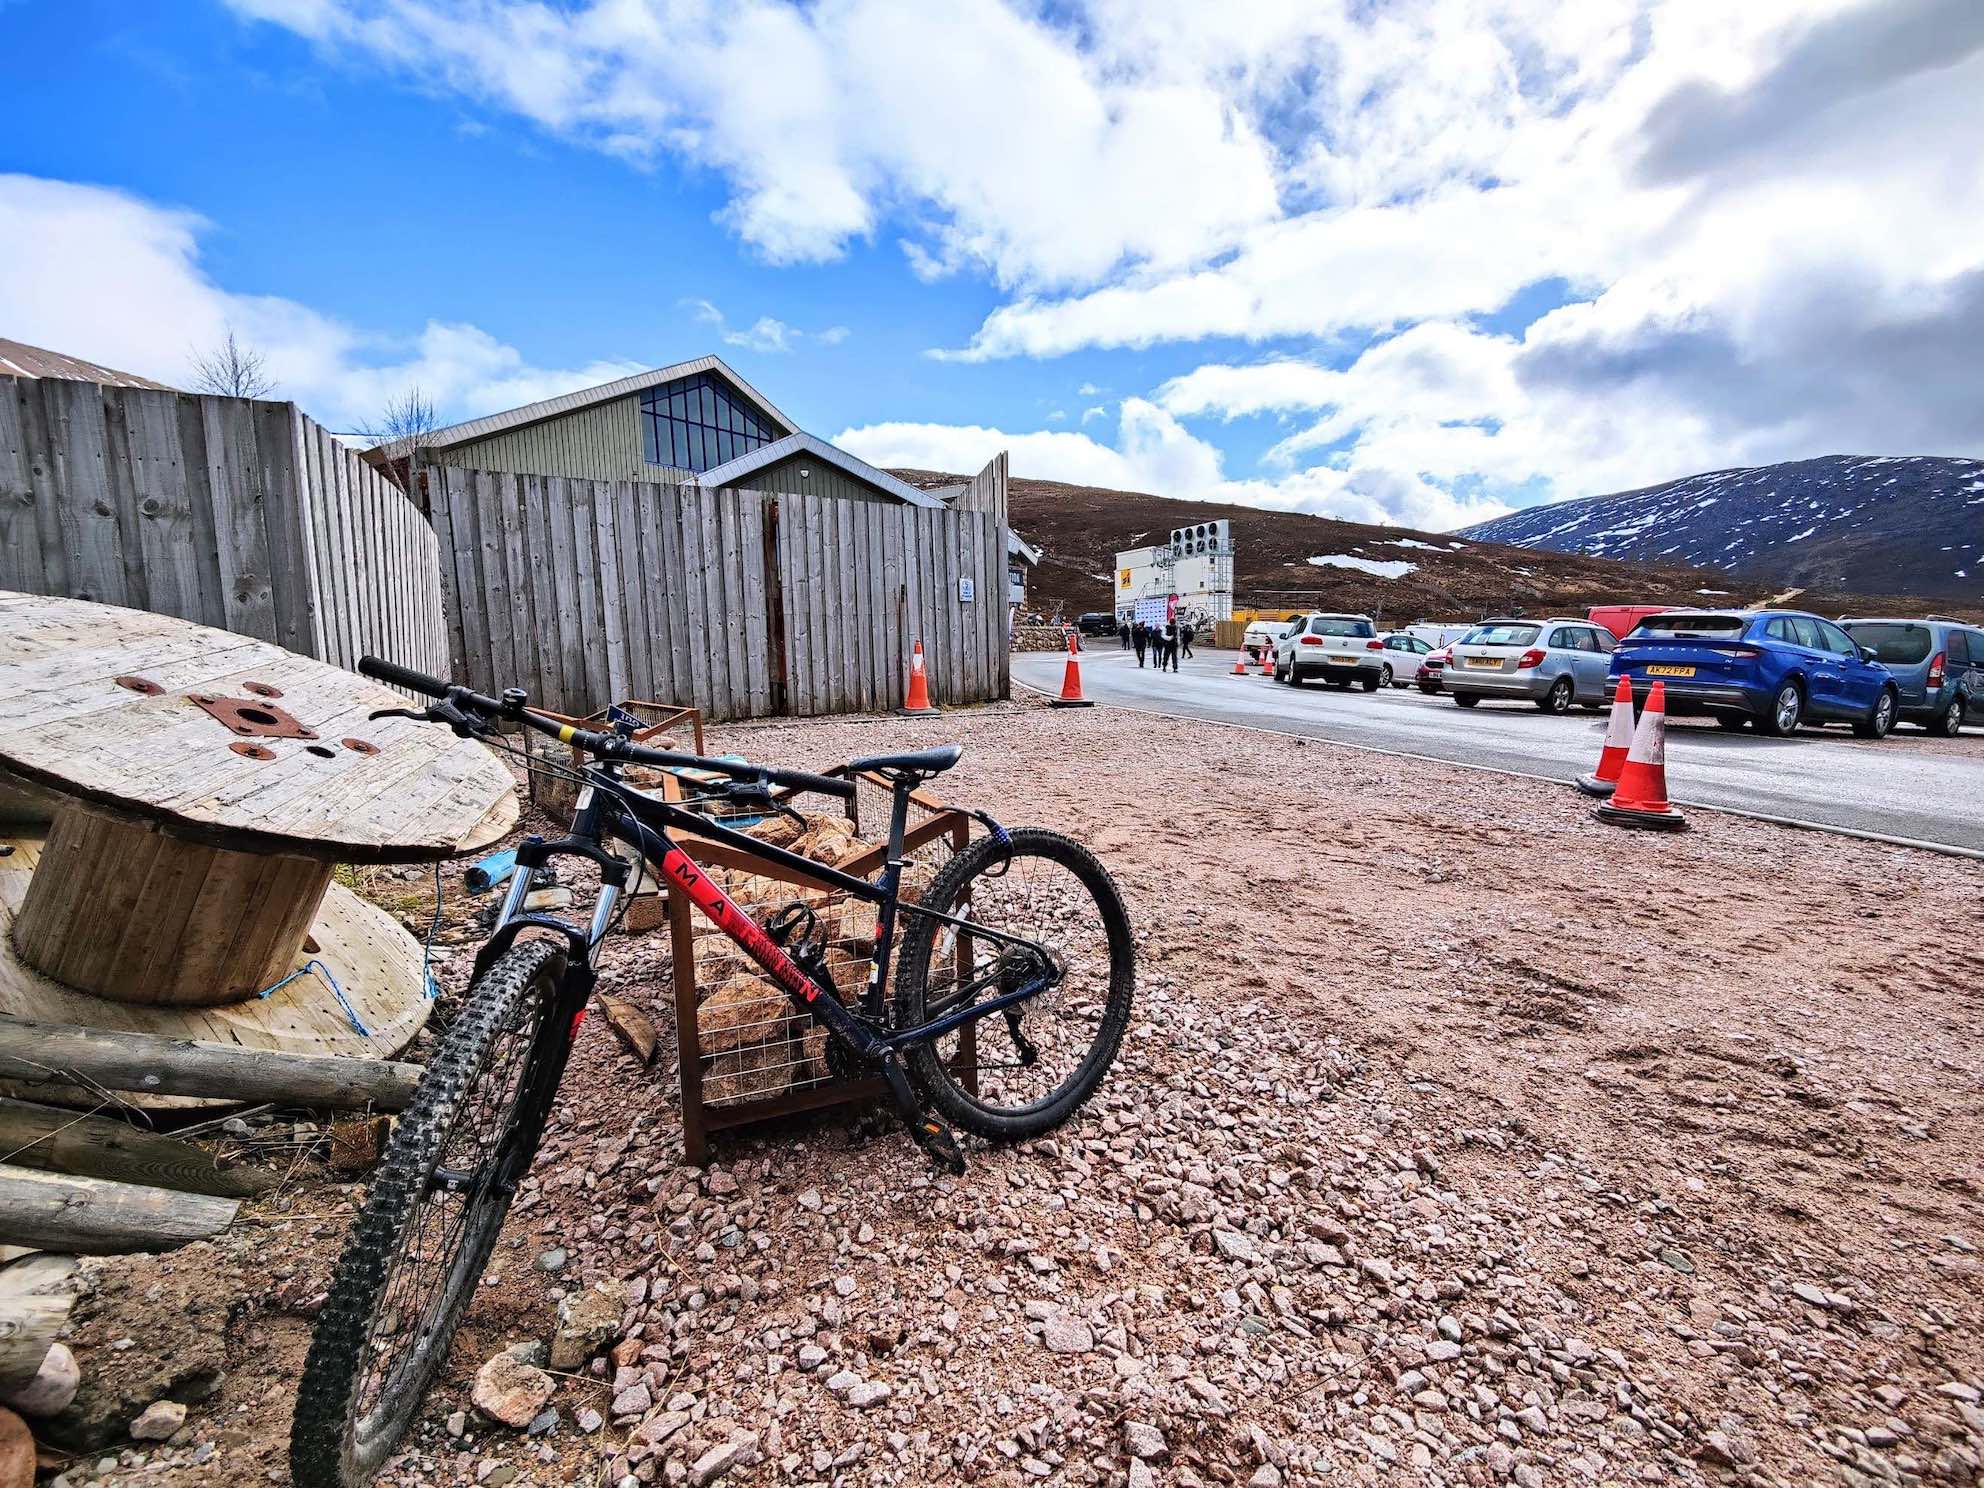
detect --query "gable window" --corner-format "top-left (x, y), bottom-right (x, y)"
top-left (639, 374), bottom-right (777, 472)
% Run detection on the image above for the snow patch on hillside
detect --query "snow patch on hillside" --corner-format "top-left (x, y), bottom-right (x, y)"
top-left (1307, 555), bottom-right (1418, 579)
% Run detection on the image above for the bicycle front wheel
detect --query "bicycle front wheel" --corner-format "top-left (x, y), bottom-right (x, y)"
top-left (894, 828), bottom-right (1134, 1142)
top-left (292, 937), bottom-right (570, 1488)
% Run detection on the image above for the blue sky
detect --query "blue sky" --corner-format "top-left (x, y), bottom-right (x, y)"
top-left (2, 0), bottom-right (1977, 531)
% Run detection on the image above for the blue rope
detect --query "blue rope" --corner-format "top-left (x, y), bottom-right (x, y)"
top-left (257, 958), bottom-right (371, 1037)
top-left (423, 859), bottom-right (444, 1001)
top-left (253, 861), bottom-right (451, 1036)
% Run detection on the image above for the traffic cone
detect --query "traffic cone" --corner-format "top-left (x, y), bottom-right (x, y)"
top-left (1230, 653), bottom-right (1248, 675)
top-left (1049, 633), bottom-right (1094, 708)
top-left (898, 640), bottom-right (939, 716)
top-left (1576, 676), bottom-right (1636, 798)
top-left (1594, 680), bottom-right (1687, 831)
top-left (1257, 646), bottom-right (1274, 676)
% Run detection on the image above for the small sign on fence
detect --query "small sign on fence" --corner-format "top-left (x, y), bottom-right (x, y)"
top-left (958, 576), bottom-right (975, 603)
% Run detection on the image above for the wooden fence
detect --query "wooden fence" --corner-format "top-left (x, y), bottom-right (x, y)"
top-left (425, 466), bottom-right (1010, 719)
top-left (0, 378), bottom-right (447, 679)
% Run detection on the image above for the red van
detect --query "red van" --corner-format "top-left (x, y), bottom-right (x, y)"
top-left (1588, 605), bottom-right (1670, 641)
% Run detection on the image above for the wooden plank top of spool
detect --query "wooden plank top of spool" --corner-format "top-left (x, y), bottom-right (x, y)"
top-left (0, 592), bottom-right (517, 862)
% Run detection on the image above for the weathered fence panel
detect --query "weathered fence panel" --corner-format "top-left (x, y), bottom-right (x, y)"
top-left (427, 466), bottom-right (1009, 721)
top-left (0, 377), bottom-right (447, 681)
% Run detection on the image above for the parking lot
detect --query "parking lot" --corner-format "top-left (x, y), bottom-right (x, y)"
top-left (1014, 647), bottom-right (1984, 855)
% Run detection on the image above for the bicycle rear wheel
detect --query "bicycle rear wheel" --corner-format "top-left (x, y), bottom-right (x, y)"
top-left (291, 938), bottom-right (570, 1488)
top-left (894, 828), bottom-right (1134, 1142)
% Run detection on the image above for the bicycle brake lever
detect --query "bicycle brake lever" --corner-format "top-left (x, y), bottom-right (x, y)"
top-left (368, 707), bottom-right (425, 722)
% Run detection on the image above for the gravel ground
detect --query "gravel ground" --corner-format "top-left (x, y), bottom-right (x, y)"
top-left (45, 694), bottom-right (1983, 1488)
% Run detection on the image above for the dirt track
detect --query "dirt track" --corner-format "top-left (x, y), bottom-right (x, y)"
top-left (53, 694), bottom-right (1983, 1487)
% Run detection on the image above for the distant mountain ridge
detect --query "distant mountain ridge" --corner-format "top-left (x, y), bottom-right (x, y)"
top-left (886, 467), bottom-right (1976, 625)
top-left (1462, 455), bottom-right (1984, 603)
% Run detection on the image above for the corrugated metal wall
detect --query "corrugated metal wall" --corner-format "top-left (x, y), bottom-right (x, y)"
top-left (718, 452), bottom-right (899, 505)
top-left (434, 394), bottom-right (694, 484)
top-left (0, 376), bottom-right (448, 680)
top-left (426, 465), bottom-right (1009, 720)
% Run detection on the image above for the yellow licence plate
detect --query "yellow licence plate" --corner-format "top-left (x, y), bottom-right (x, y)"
top-left (1646, 665), bottom-right (1695, 677)
top-left (1465, 657), bottom-right (1502, 669)
top-left (1326, 655), bottom-right (1355, 665)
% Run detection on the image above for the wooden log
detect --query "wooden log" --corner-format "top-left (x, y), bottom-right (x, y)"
top-left (0, 1166), bottom-right (237, 1254)
top-left (0, 1255), bottom-right (77, 1392)
top-left (0, 1098), bottom-right (275, 1198)
top-left (0, 1015), bottom-right (420, 1111)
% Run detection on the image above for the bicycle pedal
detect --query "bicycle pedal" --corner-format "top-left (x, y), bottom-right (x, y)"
top-left (908, 1113), bottom-right (966, 1175)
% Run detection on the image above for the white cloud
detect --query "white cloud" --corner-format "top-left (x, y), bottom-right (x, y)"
top-left (1080, 405), bottom-right (1107, 424)
top-left (225, 0), bottom-right (1281, 289)
top-left (0, 174), bottom-right (640, 431)
top-left (838, 398), bottom-right (1508, 530)
top-left (685, 297), bottom-right (847, 352)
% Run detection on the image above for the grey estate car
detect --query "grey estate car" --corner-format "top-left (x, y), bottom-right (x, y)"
top-left (1839, 616), bottom-right (1984, 736)
top-left (1446, 617), bottom-right (1617, 713)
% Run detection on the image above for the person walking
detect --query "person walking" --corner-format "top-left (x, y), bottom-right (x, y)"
top-left (1162, 618), bottom-right (1180, 673)
top-left (1131, 620), bottom-right (1148, 669)
top-left (1180, 620), bottom-right (1196, 661)
top-left (1118, 617), bottom-right (1131, 651)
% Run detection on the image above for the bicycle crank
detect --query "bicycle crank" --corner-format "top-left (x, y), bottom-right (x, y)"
top-left (876, 1053), bottom-right (965, 1175)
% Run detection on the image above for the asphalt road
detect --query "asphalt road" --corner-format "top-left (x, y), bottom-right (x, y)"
top-left (1014, 646), bottom-right (1984, 855)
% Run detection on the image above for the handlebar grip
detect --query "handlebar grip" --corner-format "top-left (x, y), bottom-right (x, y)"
top-left (358, 655), bottom-right (452, 699)
top-left (767, 768), bottom-right (857, 801)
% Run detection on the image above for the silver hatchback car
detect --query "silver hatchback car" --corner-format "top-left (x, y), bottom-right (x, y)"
top-left (1446, 617), bottom-right (1617, 712)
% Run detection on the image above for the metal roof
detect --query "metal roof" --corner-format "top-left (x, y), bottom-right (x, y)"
top-left (697, 432), bottom-right (945, 508)
top-left (1009, 530), bottom-right (1041, 564)
top-left (0, 337), bottom-right (177, 390)
top-left (422, 353), bottom-right (797, 451)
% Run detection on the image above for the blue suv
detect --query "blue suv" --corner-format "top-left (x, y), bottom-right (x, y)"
top-left (1608, 610), bottom-right (1899, 738)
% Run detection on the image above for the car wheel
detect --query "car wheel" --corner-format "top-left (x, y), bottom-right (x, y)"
top-left (1380, 663), bottom-right (1394, 688)
top-left (1536, 677), bottom-right (1574, 714)
top-left (1756, 680), bottom-right (1803, 736)
top-left (1853, 687), bottom-right (1897, 740)
top-left (1714, 712), bottom-right (1748, 731)
top-left (1453, 693), bottom-right (1480, 709)
top-left (1927, 696), bottom-right (1964, 737)
top-left (1360, 673), bottom-right (1380, 693)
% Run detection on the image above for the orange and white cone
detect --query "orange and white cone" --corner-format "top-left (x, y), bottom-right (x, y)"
top-left (1576, 676), bottom-right (1636, 798)
top-left (1594, 680), bottom-right (1687, 831)
top-left (1049, 632), bottom-right (1094, 708)
top-left (1230, 652), bottom-right (1249, 675)
top-left (1257, 645), bottom-right (1274, 676)
top-left (898, 640), bottom-right (939, 716)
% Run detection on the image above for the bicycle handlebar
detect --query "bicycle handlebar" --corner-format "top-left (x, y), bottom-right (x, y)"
top-left (358, 655), bottom-right (855, 800)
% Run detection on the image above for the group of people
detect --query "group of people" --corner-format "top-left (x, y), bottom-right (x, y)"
top-left (1121, 616), bottom-right (1195, 672)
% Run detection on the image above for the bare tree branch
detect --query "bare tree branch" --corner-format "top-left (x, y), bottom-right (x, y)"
top-left (187, 329), bottom-right (276, 399)
top-left (358, 388), bottom-right (442, 493)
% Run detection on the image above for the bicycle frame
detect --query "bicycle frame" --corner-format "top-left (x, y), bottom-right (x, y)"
top-left (469, 764), bottom-right (1056, 1064)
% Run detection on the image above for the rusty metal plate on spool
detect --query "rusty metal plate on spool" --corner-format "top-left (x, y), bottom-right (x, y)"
top-left (230, 742), bottom-right (276, 760)
top-left (114, 675), bottom-right (162, 695)
top-left (188, 693), bottom-right (319, 741)
top-left (341, 737), bottom-right (380, 755)
top-left (242, 681), bottom-right (285, 699)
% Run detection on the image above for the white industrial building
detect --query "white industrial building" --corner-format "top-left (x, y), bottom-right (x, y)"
top-left (1115, 520), bottom-right (1234, 625)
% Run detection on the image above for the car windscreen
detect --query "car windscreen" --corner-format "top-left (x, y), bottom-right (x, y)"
top-left (1841, 622), bottom-right (1932, 664)
top-left (1309, 617), bottom-right (1375, 638)
top-left (1462, 623), bottom-right (1539, 646)
top-left (1630, 614), bottom-right (1746, 638)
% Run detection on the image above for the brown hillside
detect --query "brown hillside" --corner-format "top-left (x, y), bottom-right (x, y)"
top-left (892, 469), bottom-right (1973, 625)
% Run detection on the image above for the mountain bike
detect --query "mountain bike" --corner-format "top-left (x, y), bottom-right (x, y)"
top-left (291, 656), bottom-right (1135, 1488)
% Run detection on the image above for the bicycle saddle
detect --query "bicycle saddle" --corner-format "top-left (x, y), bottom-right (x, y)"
top-left (847, 743), bottom-right (963, 778)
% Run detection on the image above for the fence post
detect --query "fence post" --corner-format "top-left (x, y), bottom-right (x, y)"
top-left (762, 497), bottom-right (789, 716)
